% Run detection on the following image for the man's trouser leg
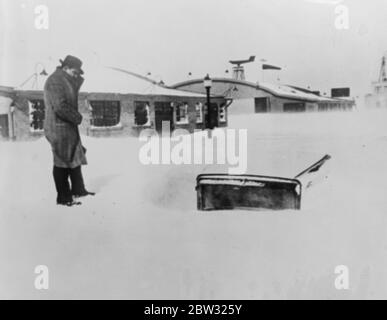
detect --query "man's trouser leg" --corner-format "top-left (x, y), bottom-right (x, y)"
top-left (53, 166), bottom-right (72, 204)
top-left (69, 166), bottom-right (86, 196)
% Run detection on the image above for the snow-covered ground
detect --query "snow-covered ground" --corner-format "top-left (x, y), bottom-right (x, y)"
top-left (1, 110), bottom-right (387, 299)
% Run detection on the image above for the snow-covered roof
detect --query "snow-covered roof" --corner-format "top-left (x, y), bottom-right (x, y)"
top-left (140, 84), bottom-right (208, 97)
top-left (334, 96), bottom-right (355, 101)
top-left (14, 65), bottom-right (208, 98)
top-left (82, 66), bottom-right (207, 97)
top-left (172, 78), bottom-right (338, 102)
top-left (258, 82), bottom-right (335, 102)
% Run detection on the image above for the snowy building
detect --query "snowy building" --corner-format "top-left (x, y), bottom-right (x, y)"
top-left (171, 78), bottom-right (355, 115)
top-left (0, 67), bottom-right (231, 140)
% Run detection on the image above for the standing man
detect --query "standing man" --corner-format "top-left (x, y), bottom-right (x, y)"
top-left (44, 55), bottom-right (95, 207)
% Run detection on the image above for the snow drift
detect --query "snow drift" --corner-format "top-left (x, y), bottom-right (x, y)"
top-left (1, 110), bottom-right (387, 299)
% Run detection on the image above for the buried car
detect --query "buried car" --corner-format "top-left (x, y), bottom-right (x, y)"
top-left (196, 154), bottom-right (331, 211)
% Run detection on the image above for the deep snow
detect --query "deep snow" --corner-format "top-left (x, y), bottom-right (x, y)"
top-left (1, 110), bottom-right (387, 299)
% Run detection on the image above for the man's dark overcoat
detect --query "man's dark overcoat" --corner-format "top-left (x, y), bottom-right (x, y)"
top-left (44, 67), bottom-right (87, 168)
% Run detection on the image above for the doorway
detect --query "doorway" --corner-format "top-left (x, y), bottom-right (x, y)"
top-left (155, 102), bottom-right (174, 133)
top-left (0, 114), bottom-right (9, 138)
top-left (206, 103), bottom-right (219, 129)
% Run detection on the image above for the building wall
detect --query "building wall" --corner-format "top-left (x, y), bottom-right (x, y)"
top-left (269, 97), bottom-right (319, 112)
top-left (0, 88), bottom-right (15, 139)
top-left (174, 81), bottom-right (264, 100)
top-left (7, 90), bottom-right (228, 140)
top-left (12, 91), bottom-right (46, 140)
top-left (228, 98), bottom-right (255, 114)
top-left (173, 81), bottom-right (317, 113)
top-left (174, 80), bottom-right (353, 114)
top-left (221, 96), bottom-right (319, 114)
top-left (0, 97), bottom-right (11, 139)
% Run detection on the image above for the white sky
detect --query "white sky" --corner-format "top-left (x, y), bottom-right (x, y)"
top-left (1, 0), bottom-right (387, 97)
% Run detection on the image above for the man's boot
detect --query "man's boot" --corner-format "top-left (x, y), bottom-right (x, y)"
top-left (53, 166), bottom-right (81, 206)
top-left (69, 166), bottom-right (95, 198)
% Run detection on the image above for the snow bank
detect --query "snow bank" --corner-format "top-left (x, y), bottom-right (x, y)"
top-left (1, 110), bottom-right (387, 299)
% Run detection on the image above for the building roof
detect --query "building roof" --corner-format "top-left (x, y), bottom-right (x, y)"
top-left (0, 86), bottom-right (14, 93)
top-left (13, 66), bottom-right (209, 98)
top-left (79, 66), bottom-right (208, 97)
top-left (260, 82), bottom-right (336, 102)
top-left (172, 78), bottom-right (340, 102)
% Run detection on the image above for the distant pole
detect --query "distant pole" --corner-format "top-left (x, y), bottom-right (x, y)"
top-left (205, 87), bottom-right (212, 138)
top-left (9, 104), bottom-right (16, 140)
top-left (206, 87), bottom-right (211, 114)
top-left (203, 74), bottom-right (213, 138)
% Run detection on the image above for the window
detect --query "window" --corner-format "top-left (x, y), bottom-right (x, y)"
top-left (29, 100), bottom-right (45, 132)
top-left (176, 102), bottom-right (189, 124)
top-left (219, 104), bottom-right (227, 123)
top-left (89, 100), bottom-right (121, 127)
top-left (196, 102), bottom-right (203, 123)
top-left (255, 97), bottom-right (270, 113)
top-left (134, 101), bottom-right (150, 126)
top-left (283, 103), bottom-right (306, 112)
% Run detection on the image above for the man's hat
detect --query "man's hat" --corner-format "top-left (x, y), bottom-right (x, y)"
top-left (59, 55), bottom-right (84, 75)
